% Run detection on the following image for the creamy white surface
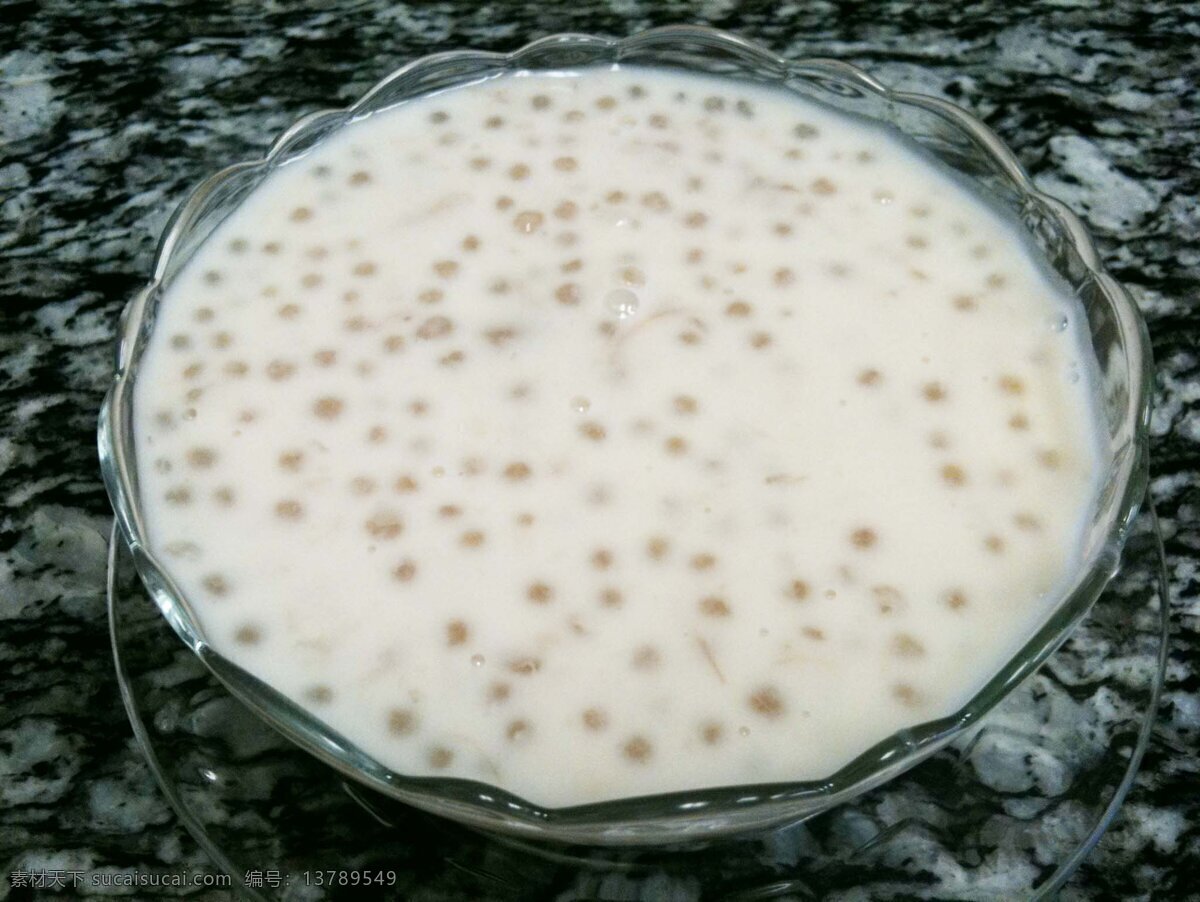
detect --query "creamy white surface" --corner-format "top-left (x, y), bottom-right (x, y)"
top-left (133, 67), bottom-right (1103, 806)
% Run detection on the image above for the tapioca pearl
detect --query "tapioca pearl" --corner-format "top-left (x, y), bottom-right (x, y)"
top-left (299, 272), bottom-right (323, 291)
top-left (749, 331), bottom-right (773, 350)
top-left (591, 549), bottom-right (614, 570)
top-left (526, 582), bottom-right (554, 605)
top-left (313, 396), bottom-right (344, 419)
top-left (1008, 412), bottom-right (1030, 431)
top-left (304, 685), bottom-right (333, 704)
top-left (184, 387), bottom-right (204, 403)
top-left (699, 596), bottom-right (731, 618)
top-left (940, 464), bottom-right (967, 487)
top-left (748, 686), bottom-right (784, 718)
top-left (579, 421), bottom-right (606, 441)
top-left (392, 559), bottom-right (417, 583)
top-left (646, 536), bottom-right (670, 561)
top-left (233, 624), bottom-right (263, 645)
top-left (786, 580), bottom-right (811, 602)
top-left (507, 163), bottom-right (531, 181)
top-left (619, 266), bottom-right (645, 287)
top-left (275, 499), bottom-right (304, 521)
top-left (262, 241), bottom-right (282, 255)
top-left (169, 334), bottom-right (192, 351)
top-left (461, 457), bottom-right (485, 477)
top-left (664, 436), bottom-right (688, 456)
top-left (181, 362), bottom-right (204, 380)
top-left (605, 189), bottom-right (628, 205)
top-left (891, 633), bottom-right (926, 658)
top-left (201, 573), bottom-right (229, 596)
top-left (556, 231), bottom-right (579, 248)
top-left (200, 268), bottom-right (223, 287)
top-left (223, 360), bottom-right (248, 378)
top-left (516, 512), bottom-right (535, 528)
top-left (984, 534), bottom-right (1006, 554)
top-left (857, 368), bottom-right (882, 387)
top-left (944, 589), bottom-right (968, 610)
top-left (773, 267), bottom-right (795, 287)
top-left (432, 260), bottom-right (459, 280)
top-left (683, 211), bottom-right (708, 228)
top-left (186, 447), bottom-right (216, 469)
top-left (508, 656), bottom-right (541, 676)
top-left (892, 683), bottom-right (921, 706)
top-left (347, 169), bottom-right (371, 186)
top-left (622, 735), bottom-right (652, 764)
top-left (407, 399), bottom-right (430, 418)
top-left (416, 316), bottom-right (453, 340)
top-left (437, 504), bottom-right (462, 519)
top-left (928, 431), bottom-right (950, 450)
top-left (488, 682), bottom-right (511, 703)
top-left (922, 382), bottom-right (947, 403)
top-left (1014, 512), bottom-right (1042, 531)
top-left (393, 474), bottom-right (419, 494)
top-left (632, 645), bottom-right (661, 671)
top-left (553, 200), bottom-right (578, 221)
top-left (850, 528), bottom-right (877, 550)
top-left (1037, 449), bottom-right (1063, 470)
top-left (209, 330), bottom-right (235, 351)
top-left (266, 359), bottom-right (295, 381)
top-left (811, 177), bottom-right (837, 195)
top-left (418, 288), bottom-right (444, 305)
top-left (277, 303), bottom-right (301, 320)
top-left (599, 587), bottom-right (623, 609)
top-left (429, 109), bottom-right (449, 124)
top-left (446, 619), bottom-right (469, 647)
top-left (468, 156), bottom-right (491, 171)
top-left (460, 530), bottom-right (486, 549)
top-left (349, 476), bottom-right (377, 496)
top-left (506, 719), bottom-right (533, 743)
top-left (801, 626), bottom-right (825, 641)
top-left (305, 245), bottom-right (329, 261)
top-left (513, 210), bottom-right (545, 234)
top-left (553, 156), bottom-right (578, 172)
top-left (684, 248), bottom-right (705, 266)
top-left (724, 300), bottom-right (752, 318)
top-left (352, 260), bottom-right (378, 278)
top-left (997, 374), bottom-right (1025, 395)
top-left (495, 195), bottom-right (514, 212)
top-left (985, 272), bottom-right (1007, 289)
top-left (580, 707), bottom-right (609, 732)
top-left (871, 585), bottom-right (903, 614)
top-left (213, 486), bottom-right (235, 507)
top-left (164, 486), bottom-right (192, 505)
top-left (673, 395), bottom-right (698, 415)
top-left (193, 306), bottom-right (216, 324)
top-left (906, 234), bottom-right (929, 250)
top-left (690, 552), bottom-right (716, 571)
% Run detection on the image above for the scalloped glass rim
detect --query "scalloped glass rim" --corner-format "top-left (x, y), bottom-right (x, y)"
top-left (97, 25), bottom-right (1153, 845)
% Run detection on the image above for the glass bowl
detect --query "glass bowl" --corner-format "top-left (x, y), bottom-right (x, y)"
top-left (97, 24), bottom-right (1152, 846)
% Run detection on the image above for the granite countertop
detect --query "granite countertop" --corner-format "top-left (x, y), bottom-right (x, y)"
top-left (2, 2), bottom-right (1197, 899)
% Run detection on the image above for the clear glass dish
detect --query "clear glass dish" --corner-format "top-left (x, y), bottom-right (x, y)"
top-left (97, 24), bottom-right (1153, 846)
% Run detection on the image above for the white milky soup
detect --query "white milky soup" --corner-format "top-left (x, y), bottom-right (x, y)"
top-left (133, 67), bottom-right (1104, 807)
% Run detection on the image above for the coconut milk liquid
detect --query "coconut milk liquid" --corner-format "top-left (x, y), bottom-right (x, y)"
top-left (132, 67), bottom-right (1104, 806)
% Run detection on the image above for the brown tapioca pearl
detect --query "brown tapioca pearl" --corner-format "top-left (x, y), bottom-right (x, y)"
top-left (266, 359), bottom-right (295, 381)
top-left (506, 162), bottom-right (531, 182)
top-left (983, 534), bottom-right (1007, 554)
top-left (488, 681), bottom-right (511, 703)
top-left (437, 504), bottom-right (462, 519)
top-left (278, 450), bottom-right (304, 472)
top-left (289, 206), bottom-right (313, 223)
top-left (857, 368), bottom-right (882, 387)
top-left (393, 474), bottom-right (419, 494)
top-left (350, 476), bottom-right (377, 496)
top-left (700, 596), bottom-right (731, 618)
top-left (432, 259), bottom-right (459, 280)
top-left (850, 528), bottom-right (878, 550)
top-left (906, 234), bottom-right (929, 250)
top-left (227, 237), bottom-right (249, 255)
top-left (300, 273), bottom-right (324, 290)
top-left (305, 245), bottom-right (329, 261)
top-left (597, 321), bottom-right (617, 337)
top-left (193, 308), bottom-right (215, 325)
top-left (201, 573), bottom-right (229, 596)
top-left (892, 683), bottom-right (921, 706)
top-left (552, 155), bottom-right (578, 172)
top-left (944, 589), bottom-right (968, 610)
top-left (773, 267), bottom-right (796, 287)
top-left (664, 435), bottom-right (688, 456)
top-left (802, 626), bottom-right (825, 641)
top-left (552, 200), bottom-right (579, 222)
top-left (275, 499), bottom-right (304, 521)
top-left (787, 580), bottom-right (811, 602)
top-left (484, 114), bottom-right (504, 129)
top-left (184, 387), bottom-right (204, 404)
top-left (750, 331), bottom-right (773, 350)
top-left (591, 549), bottom-right (614, 570)
top-left (460, 530), bottom-right (486, 549)
top-left (685, 248), bottom-right (705, 266)
top-left (461, 457), bottom-right (485, 477)
top-left (526, 582), bottom-right (554, 605)
top-left (304, 685), bottom-right (333, 704)
top-left (703, 95), bottom-right (726, 112)
top-left (577, 707), bottom-right (609, 732)
top-left (555, 231), bottom-right (579, 248)
top-left (678, 329), bottom-right (703, 346)
top-left (446, 619), bottom-right (469, 647)
top-left (891, 633), bottom-right (926, 658)
top-left (182, 362), bottom-right (204, 380)
top-left (213, 486), bottom-right (236, 507)
top-left (928, 431), bottom-right (950, 450)
top-left (510, 382), bottom-right (532, 400)
top-left (392, 559), bottom-right (417, 583)
top-left (579, 421), bottom-right (606, 442)
top-left (748, 686), bottom-right (784, 718)
top-left (672, 395), bottom-right (698, 415)
top-left (427, 746), bottom-right (455, 768)
top-left (632, 645), bottom-right (661, 671)
top-left (429, 109), bottom-right (449, 124)
top-left (603, 189), bottom-right (628, 206)
top-left (234, 624), bottom-right (263, 646)
top-left (600, 587), bottom-right (623, 608)
top-left (347, 169), bottom-right (371, 186)
top-left (495, 195), bottom-right (514, 212)
top-left (416, 316), bottom-right (453, 340)
top-left (164, 486), bottom-right (192, 505)
top-left (724, 300), bottom-right (752, 318)
top-left (483, 327), bottom-right (518, 349)
top-left (508, 656), bottom-right (541, 676)
top-left (516, 512), bottom-right (535, 528)
top-left (278, 303), bottom-right (301, 320)
top-left (186, 447), bottom-right (216, 469)
top-left (1014, 512), bottom-right (1042, 531)
top-left (382, 333), bottom-right (407, 355)
top-left (690, 553), bottom-right (717, 571)
top-left (952, 293), bottom-right (979, 312)
top-left (683, 210), bottom-right (708, 228)
top-left (646, 536), bottom-right (670, 561)
top-left (352, 260), bottom-right (378, 278)
top-left (811, 177), bottom-right (837, 195)
top-left (623, 736), bottom-right (652, 763)
top-left (417, 287), bottom-right (445, 306)
top-left (620, 266), bottom-right (646, 287)
top-left (169, 334), bottom-right (191, 351)
top-left (998, 374), bottom-right (1025, 395)
top-left (871, 585), bottom-right (903, 614)
top-left (941, 464), bottom-right (967, 486)
top-left (506, 719), bottom-right (532, 743)
top-left (922, 382), bottom-right (947, 403)
top-left (1037, 449), bottom-right (1063, 470)
top-left (311, 347), bottom-right (334, 366)
top-left (529, 93), bottom-right (552, 110)
top-left (513, 210), bottom-right (545, 234)
top-left (262, 241), bottom-right (282, 255)
top-left (596, 95), bottom-right (618, 110)
top-left (468, 156), bottom-right (491, 171)
top-left (985, 273), bottom-right (1007, 289)
top-left (1008, 412), bottom-right (1030, 431)
top-left (388, 708), bottom-right (418, 736)
top-left (314, 396), bottom-right (344, 419)
top-left (407, 399), bottom-right (429, 418)
top-left (648, 112), bottom-right (670, 128)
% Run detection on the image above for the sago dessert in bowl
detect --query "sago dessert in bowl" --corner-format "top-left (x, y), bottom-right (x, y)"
top-left (100, 27), bottom-right (1150, 843)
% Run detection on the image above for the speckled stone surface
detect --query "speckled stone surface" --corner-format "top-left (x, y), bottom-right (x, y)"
top-left (1, 2), bottom-right (1196, 900)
